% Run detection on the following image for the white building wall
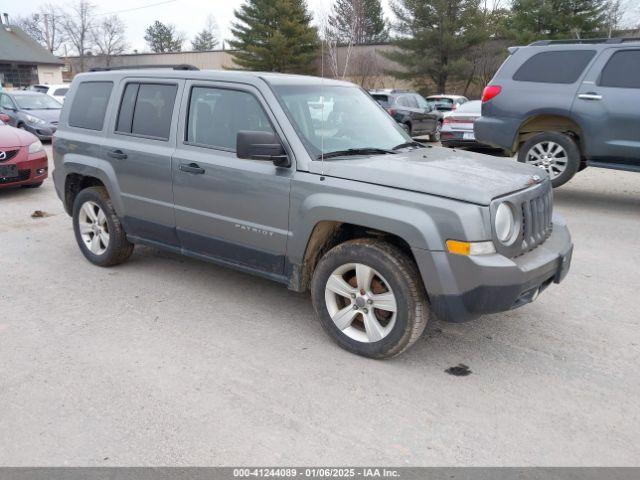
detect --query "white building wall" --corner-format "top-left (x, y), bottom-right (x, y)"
top-left (37, 64), bottom-right (64, 84)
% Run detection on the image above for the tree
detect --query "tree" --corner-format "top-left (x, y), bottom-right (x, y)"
top-left (508, 0), bottom-right (608, 42)
top-left (191, 15), bottom-right (219, 50)
top-left (327, 0), bottom-right (388, 45)
top-left (15, 4), bottom-right (65, 54)
top-left (384, 0), bottom-right (486, 94)
top-left (62, 0), bottom-right (96, 72)
top-left (93, 15), bottom-right (128, 66)
top-left (229, 0), bottom-right (319, 74)
top-left (144, 20), bottom-right (185, 53)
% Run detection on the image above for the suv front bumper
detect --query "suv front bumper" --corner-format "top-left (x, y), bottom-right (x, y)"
top-left (413, 214), bottom-right (573, 323)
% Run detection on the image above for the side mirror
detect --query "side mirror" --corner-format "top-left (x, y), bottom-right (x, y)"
top-left (0, 113), bottom-right (9, 122)
top-left (236, 131), bottom-right (290, 167)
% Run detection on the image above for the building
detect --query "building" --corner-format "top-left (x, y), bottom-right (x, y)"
top-left (0, 13), bottom-right (64, 89)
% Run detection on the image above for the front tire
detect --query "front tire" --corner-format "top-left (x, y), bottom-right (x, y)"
top-left (72, 186), bottom-right (134, 267)
top-left (518, 132), bottom-right (580, 188)
top-left (311, 238), bottom-right (429, 359)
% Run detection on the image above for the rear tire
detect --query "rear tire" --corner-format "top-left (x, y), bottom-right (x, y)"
top-left (518, 132), bottom-right (580, 188)
top-left (429, 121), bottom-right (442, 142)
top-left (72, 186), bottom-right (134, 267)
top-left (311, 238), bottom-right (429, 359)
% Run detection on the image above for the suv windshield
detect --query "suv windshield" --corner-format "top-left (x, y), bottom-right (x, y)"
top-left (14, 94), bottom-right (62, 110)
top-left (273, 85), bottom-right (410, 158)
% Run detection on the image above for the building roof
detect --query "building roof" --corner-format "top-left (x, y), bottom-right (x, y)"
top-left (0, 23), bottom-right (63, 65)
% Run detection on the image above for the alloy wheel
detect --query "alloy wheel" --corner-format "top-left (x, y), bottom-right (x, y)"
top-left (324, 263), bottom-right (397, 343)
top-left (78, 201), bottom-right (110, 255)
top-left (525, 141), bottom-right (568, 179)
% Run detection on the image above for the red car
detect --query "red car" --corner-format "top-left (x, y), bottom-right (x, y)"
top-left (0, 113), bottom-right (48, 189)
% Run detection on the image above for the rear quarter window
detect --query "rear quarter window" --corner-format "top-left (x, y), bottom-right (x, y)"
top-left (513, 50), bottom-right (596, 84)
top-left (68, 81), bottom-right (113, 130)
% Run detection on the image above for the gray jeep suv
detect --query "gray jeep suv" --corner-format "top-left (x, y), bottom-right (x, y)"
top-left (476, 38), bottom-right (640, 188)
top-left (52, 67), bottom-right (573, 358)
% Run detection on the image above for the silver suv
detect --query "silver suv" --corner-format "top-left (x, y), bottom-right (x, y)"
top-left (476, 38), bottom-right (640, 188)
top-left (52, 66), bottom-right (573, 358)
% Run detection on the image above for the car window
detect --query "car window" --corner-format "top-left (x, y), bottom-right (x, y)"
top-left (31, 86), bottom-right (49, 94)
top-left (513, 50), bottom-right (596, 84)
top-left (0, 94), bottom-right (15, 110)
top-left (427, 97), bottom-right (453, 108)
top-left (53, 88), bottom-right (69, 96)
top-left (69, 81), bottom-right (113, 131)
top-left (371, 94), bottom-right (390, 107)
top-left (414, 95), bottom-right (429, 109)
top-left (13, 94), bottom-right (61, 110)
top-left (186, 86), bottom-right (274, 151)
top-left (399, 95), bottom-right (418, 108)
top-left (599, 50), bottom-right (640, 89)
top-left (116, 83), bottom-right (177, 140)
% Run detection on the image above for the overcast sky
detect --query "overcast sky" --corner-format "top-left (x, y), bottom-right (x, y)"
top-left (5, 0), bottom-right (395, 53)
top-left (5, 0), bottom-right (640, 54)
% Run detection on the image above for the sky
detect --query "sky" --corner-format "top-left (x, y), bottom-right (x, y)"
top-left (4, 0), bottom-right (396, 53)
top-left (5, 0), bottom-right (640, 54)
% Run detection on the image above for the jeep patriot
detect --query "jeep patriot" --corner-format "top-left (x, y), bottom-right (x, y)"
top-left (52, 67), bottom-right (573, 358)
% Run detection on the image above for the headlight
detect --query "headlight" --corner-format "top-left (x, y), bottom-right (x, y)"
top-left (28, 140), bottom-right (44, 154)
top-left (25, 114), bottom-right (46, 125)
top-left (495, 202), bottom-right (516, 244)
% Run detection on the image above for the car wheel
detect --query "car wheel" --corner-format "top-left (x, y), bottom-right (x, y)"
top-left (518, 132), bottom-right (580, 188)
top-left (311, 238), bottom-right (429, 359)
top-left (72, 186), bottom-right (134, 267)
top-left (430, 121), bottom-right (442, 142)
top-left (21, 182), bottom-right (43, 188)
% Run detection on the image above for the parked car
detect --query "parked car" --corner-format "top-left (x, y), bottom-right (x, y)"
top-left (475, 38), bottom-right (640, 188)
top-left (441, 100), bottom-right (497, 151)
top-left (0, 116), bottom-right (48, 189)
top-left (0, 91), bottom-right (61, 141)
top-left (426, 94), bottom-right (469, 112)
top-left (369, 89), bottom-right (443, 140)
top-left (52, 67), bottom-right (572, 359)
top-left (30, 83), bottom-right (70, 103)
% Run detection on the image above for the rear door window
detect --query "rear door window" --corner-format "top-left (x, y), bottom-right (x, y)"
top-left (513, 50), bottom-right (596, 84)
top-left (68, 81), bottom-right (113, 130)
top-left (399, 95), bottom-right (418, 108)
top-left (599, 50), bottom-right (640, 88)
top-left (116, 82), bottom-right (178, 140)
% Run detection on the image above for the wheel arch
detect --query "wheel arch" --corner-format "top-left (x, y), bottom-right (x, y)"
top-left (514, 113), bottom-right (584, 154)
top-left (61, 158), bottom-right (124, 216)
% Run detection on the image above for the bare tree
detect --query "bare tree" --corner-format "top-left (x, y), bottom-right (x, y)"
top-left (15, 4), bottom-right (65, 54)
top-left (62, 0), bottom-right (96, 72)
top-left (93, 15), bottom-right (128, 66)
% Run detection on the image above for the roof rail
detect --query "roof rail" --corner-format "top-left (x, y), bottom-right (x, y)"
top-left (89, 64), bottom-right (199, 72)
top-left (529, 37), bottom-right (640, 46)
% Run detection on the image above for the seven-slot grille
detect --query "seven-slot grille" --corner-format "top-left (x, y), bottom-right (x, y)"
top-left (520, 185), bottom-right (553, 254)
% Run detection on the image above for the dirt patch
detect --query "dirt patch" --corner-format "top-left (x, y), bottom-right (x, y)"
top-left (445, 364), bottom-right (472, 376)
top-left (31, 210), bottom-right (54, 219)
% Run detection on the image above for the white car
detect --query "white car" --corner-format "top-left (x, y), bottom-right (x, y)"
top-left (29, 84), bottom-right (70, 103)
top-left (426, 94), bottom-right (469, 112)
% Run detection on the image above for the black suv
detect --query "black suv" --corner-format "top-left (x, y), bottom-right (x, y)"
top-left (475, 38), bottom-right (640, 187)
top-left (370, 89), bottom-right (443, 141)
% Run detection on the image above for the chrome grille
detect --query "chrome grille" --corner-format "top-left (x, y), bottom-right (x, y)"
top-left (520, 185), bottom-right (553, 254)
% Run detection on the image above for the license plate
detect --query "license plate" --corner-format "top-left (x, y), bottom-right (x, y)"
top-left (0, 165), bottom-right (18, 179)
top-left (463, 132), bottom-right (475, 140)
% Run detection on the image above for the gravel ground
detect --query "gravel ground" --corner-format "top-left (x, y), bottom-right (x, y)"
top-left (0, 145), bottom-right (639, 466)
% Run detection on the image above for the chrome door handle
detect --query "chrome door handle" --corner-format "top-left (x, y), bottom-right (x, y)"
top-left (578, 93), bottom-right (602, 101)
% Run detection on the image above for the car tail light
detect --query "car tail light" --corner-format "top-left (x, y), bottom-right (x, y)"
top-left (443, 117), bottom-right (452, 125)
top-left (387, 108), bottom-right (396, 116)
top-left (482, 85), bottom-right (502, 103)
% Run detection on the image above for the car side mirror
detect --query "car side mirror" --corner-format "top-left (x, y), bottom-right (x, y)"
top-left (236, 131), bottom-right (290, 167)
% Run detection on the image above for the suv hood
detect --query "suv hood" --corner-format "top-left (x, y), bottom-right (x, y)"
top-left (309, 146), bottom-right (546, 205)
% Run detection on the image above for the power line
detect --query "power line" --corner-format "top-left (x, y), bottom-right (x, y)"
top-left (94, 0), bottom-right (177, 17)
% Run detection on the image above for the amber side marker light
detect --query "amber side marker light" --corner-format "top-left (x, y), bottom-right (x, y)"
top-left (446, 240), bottom-right (496, 256)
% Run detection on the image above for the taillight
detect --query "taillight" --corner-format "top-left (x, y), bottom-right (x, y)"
top-left (443, 118), bottom-right (452, 125)
top-left (387, 108), bottom-right (396, 116)
top-left (482, 85), bottom-right (502, 103)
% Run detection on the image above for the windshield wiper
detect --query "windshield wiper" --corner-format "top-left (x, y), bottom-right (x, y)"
top-left (392, 141), bottom-right (425, 150)
top-left (317, 147), bottom-right (396, 160)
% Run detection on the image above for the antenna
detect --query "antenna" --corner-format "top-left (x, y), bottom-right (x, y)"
top-left (320, 34), bottom-right (325, 177)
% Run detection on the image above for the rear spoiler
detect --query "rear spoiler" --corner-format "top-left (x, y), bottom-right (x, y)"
top-left (507, 46), bottom-right (520, 55)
